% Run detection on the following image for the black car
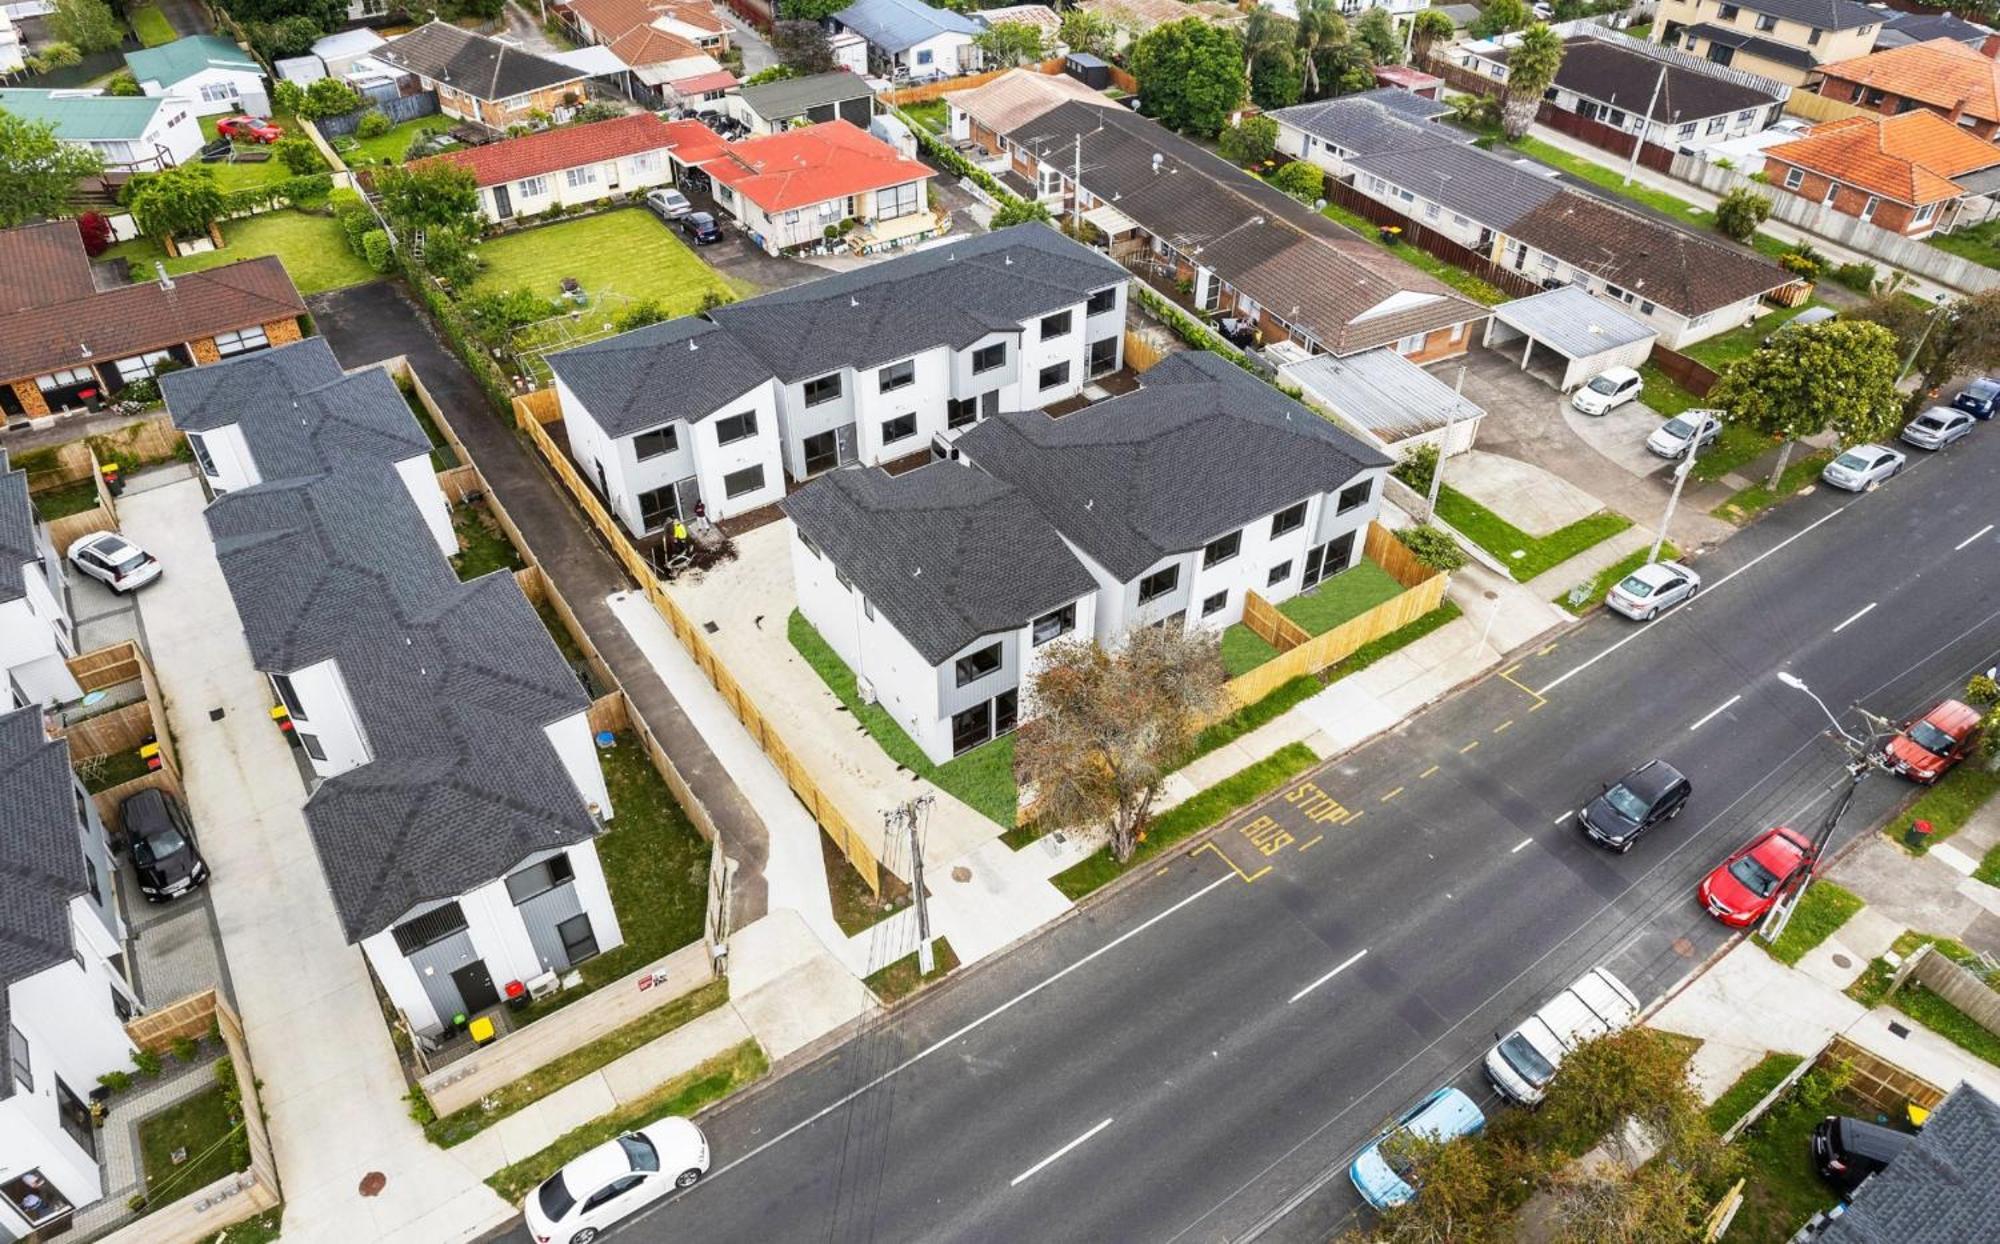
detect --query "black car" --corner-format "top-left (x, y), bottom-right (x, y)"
top-left (1579, 759), bottom-right (1690, 853)
top-left (120, 788), bottom-right (209, 902)
top-left (680, 211), bottom-right (721, 245)
top-left (1952, 377), bottom-right (1999, 420)
top-left (1812, 1115), bottom-right (1912, 1191)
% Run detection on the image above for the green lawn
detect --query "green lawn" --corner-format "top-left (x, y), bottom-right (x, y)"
top-left (195, 114), bottom-right (311, 190)
top-left (471, 209), bottom-right (739, 309)
top-left (1705, 1051), bottom-right (1804, 1134)
top-left (1757, 881), bottom-right (1864, 966)
top-left (1637, 362), bottom-right (1706, 420)
top-left (1553, 540), bottom-right (1679, 611)
top-left (102, 210), bottom-right (376, 296)
top-left (79, 746), bottom-right (152, 793)
top-left (1509, 135), bottom-right (1715, 227)
top-left (1219, 562), bottom-right (1406, 675)
top-left (1847, 931), bottom-right (1991, 1008)
top-left (822, 829), bottom-right (911, 936)
top-left (342, 115), bottom-right (456, 168)
top-left (448, 499), bottom-right (525, 581)
top-left (1725, 1069), bottom-right (1855, 1244)
top-left (1690, 420), bottom-right (1779, 482)
top-left (1929, 217), bottom-right (2000, 271)
top-left (865, 937), bottom-right (960, 1004)
top-left (1680, 301), bottom-right (1829, 373)
top-left (1220, 625), bottom-right (1281, 677)
top-left (31, 479), bottom-right (100, 520)
top-left (1712, 451), bottom-right (1834, 523)
top-left (1436, 483), bottom-right (1632, 581)
top-left (1887, 760), bottom-right (2000, 854)
top-left (1892, 975), bottom-right (2000, 1067)
top-left (129, 3), bottom-right (177, 45)
top-left (1320, 200), bottom-right (1510, 305)
top-left (1977, 838), bottom-right (2000, 888)
top-left (900, 99), bottom-right (948, 134)
top-left (138, 1083), bottom-right (249, 1206)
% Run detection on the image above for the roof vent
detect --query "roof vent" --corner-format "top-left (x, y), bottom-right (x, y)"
top-left (1151, 153), bottom-right (1163, 174)
top-left (154, 261), bottom-right (174, 291)
top-left (688, 336), bottom-right (699, 351)
top-left (850, 295), bottom-right (860, 307)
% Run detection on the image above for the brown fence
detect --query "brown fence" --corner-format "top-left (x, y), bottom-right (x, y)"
top-left (1417, 53), bottom-right (1506, 100)
top-left (1366, 519), bottom-right (1445, 589)
top-left (1322, 181), bottom-right (1546, 301)
top-left (435, 463), bottom-right (485, 503)
top-left (880, 57), bottom-right (1066, 105)
top-left (1783, 90), bottom-right (1874, 125)
top-left (1650, 345), bottom-right (1721, 397)
top-left (1823, 1033), bottom-right (1948, 1117)
top-left (1123, 328), bottom-right (1171, 373)
top-left (1537, 103), bottom-right (1677, 174)
top-left (59, 700), bottom-right (157, 763)
top-left (67, 641), bottom-right (144, 691)
top-left (19, 413), bottom-right (180, 493)
top-left (1901, 945), bottom-right (2000, 1039)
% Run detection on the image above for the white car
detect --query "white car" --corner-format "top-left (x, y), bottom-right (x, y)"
top-left (1571, 367), bottom-right (1643, 416)
top-left (67, 531), bottom-right (161, 593)
top-left (1819, 443), bottom-right (1905, 491)
top-left (524, 1118), bottom-right (708, 1244)
top-left (645, 187), bottom-right (693, 220)
top-left (1900, 406), bottom-right (1975, 451)
top-left (1645, 410), bottom-right (1722, 459)
top-left (1605, 559), bottom-right (1701, 621)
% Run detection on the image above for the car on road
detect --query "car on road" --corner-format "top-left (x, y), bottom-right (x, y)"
top-left (645, 187), bottom-right (692, 220)
top-left (216, 114), bottom-right (283, 142)
top-left (679, 211), bottom-right (722, 245)
top-left (524, 1118), bottom-right (708, 1244)
top-left (1953, 376), bottom-right (1999, 420)
top-left (1882, 699), bottom-right (1982, 783)
top-left (1899, 406), bottom-right (1975, 451)
top-left (1570, 366), bottom-right (1643, 416)
top-left (120, 787), bottom-right (210, 902)
top-left (1645, 410), bottom-right (1722, 459)
top-left (1605, 560), bottom-right (1701, 621)
top-left (1350, 1087), bottom-right (1486, 1210)
top-left (1483, 968), bottom-right (1640, 1104)
top-left (1819, 444), bottom-right (1905, 491)
top-left (1812, 1115), bottom-right (1913, 1192)
top-left (1697, 825), bottom-right (1812, 927)
top-left (1580, 759), bottom-right (1690, 853)
top-left (67, 531), bottom-right (161, 594)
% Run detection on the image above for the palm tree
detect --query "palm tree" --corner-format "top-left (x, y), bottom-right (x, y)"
top-left (1295, 0), bottom-right (1347, 100)
top-left (1502, 23), bottom-right (1565, 139)
top-left (1409, 10), bottom-right (1454, 64)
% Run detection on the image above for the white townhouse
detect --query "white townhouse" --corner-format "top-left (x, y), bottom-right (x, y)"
top-left (123, 35), bottom-right (269, 118)
top-left (160, 338), bottom-right (454, 555)
top-left (0, 708), bottom-right (140, 1238)
top-left (0, 453), bottom-right (81, 709)
top-left (785, 463), bottom-right (1100, 763)
top-left (0, 89), bottom-right (202, 170)
top-left (419, 112), bottom-right (680, 225)
top-left (547, 225), bottom-right (1129, 537)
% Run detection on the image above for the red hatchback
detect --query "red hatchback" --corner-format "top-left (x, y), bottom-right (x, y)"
top-left (1882, 699), bottom-right (1982, 783)
top-left (216, 114), bottom-right (283, 142)
top-left (1699, 826), bottom-right (1814, 927)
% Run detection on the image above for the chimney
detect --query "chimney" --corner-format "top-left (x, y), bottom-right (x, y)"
top-left (1949, 96), bottom-right (1970, 126)
top-left (155, 261), bottom-right (174, 291)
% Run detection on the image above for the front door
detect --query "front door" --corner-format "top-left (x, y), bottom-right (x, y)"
top-left (450, 960), bottom-right (500, 1016)
top-left (493, 182), bottom-right (513, 220)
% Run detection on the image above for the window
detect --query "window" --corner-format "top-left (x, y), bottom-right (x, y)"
top-left (723, 465), bottom-right (765, 498)
top-left (947, 395), bottom-right (980, 429)
top-left (1086, 286), bottom-right (1117, 316)
top-left (881, 412), bottom-right (916, 444)
top-left (1706, 116), bottom-right (1726, 134)
top-left (1202, 530), bottom-right (1241, 567)
top-left (1088, 335), bottom-right (1118, 376)
top-left (1755, 12), bottom-right (1776, 30)
top-left (1424, 202), bottom-right (1440, 222)
top-left (1737, 109), bottom-right (1756, 123)
top-left (1677, 121), bottom-right (1697, 140)
top-left (1267, 561), bottom-right (1292, 587)
top-left (36, 367), bottom-right (91, 394)
top-left (565, 165), bottom-right (597, 189)
top-left (1032, 603), bottom-right (1075, 645)
top-left (199, 81), bottom-right (236, 103)
top-left (637, 482), bottom-right (683, 529)
top-left (1137, 565), bottom-right (1178, 603)
top-left (517, 174), bottom-right (549, 197)
top-left (115, 348), bottom-right (178, 383)
top-left (213, 325), bottom-right (268, 357)
top-left (298, 732), bottom-right (327, 762)
top-left (505, 853), bottom-right (575, 904)
top-left (1336, 479), bottom-right (1372, 514)
top-left (951, 701), bottom-right (993, 753)
top-left (633, 425), bottom-right (678, 460)
top-left (878, 358), bottom-right (916, 392)
top-left (1860, 195), bottom-right (1879, 221)
top-left (1783, 167), bottom-right (1804, 189)
top-left (1201, 591), bottom-right (1227, 617)
top-left (1038, 361), bottom-right (1070, 390)
top-left (971, 342), bottom-right (1006, 373)
top-left (804, 372), bottom-right (843, 406)
top-left (916, 48), bottom-right (933, 65)
top-left (954, 642), bottom-right (1002, 686)
top-left (272, 673), bottom-right (306, 720)
top-left (714, 410), bottom-right (757, 445)
top-left (391, 902), bottom-right (467, 955)
top-left (9, 1026), bottom-right (27, 1093)
top-left (85, 857), bottom-right (100, 905)
top-left (1040, 310), bottom-right (1072, 339)
top-left (876, 181), bottom-right (921, 221)
top-left (630, 151), bottom-right (661, 174)
top-left (186, 430), bottom-right (218, 477)
top-left (1639, 299), bottom-right (1656, 315)
top-left (1717, 2), bottom-right (1737, 16)
top-left (1914, 201), bottom-right (1937, 225)
top-left (557, 912), bottom-right (600, 964)
top-left (1270, 501), bottom-right (1306, 537)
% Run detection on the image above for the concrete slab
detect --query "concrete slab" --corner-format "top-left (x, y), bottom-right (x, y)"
top-left (1650, 939), bottom-right (1864, 1055)
top-left (927, 837), bottom-right (1073, 964)
top-left (1444, 448), bottom-right (1603, 536)
top-left (1561, 401), bottom-right (1677, 481)
top-left (1930, 842), bottom-right (1979, 877)
top-left (1794, 906), bottom-right (1901, 992)
top-left (1833, 832), bottom-right (1990, 944)
top-left (1846, 1005), bottom-right (2000, 1101)
top-left (1959, 877), bottom-right (2000, 919)
top-left (1686, 1039), bottom-right (1768, 1106)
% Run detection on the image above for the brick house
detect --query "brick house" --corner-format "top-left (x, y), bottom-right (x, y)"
top-left (417, 112), bottom-right (681, 223)
top-left (1762, 110), bottom-right (2000, 236)
top-left (1814, 38), bottom-right (2000, 140)
top-left (376, 20), bottom-right (593, 131)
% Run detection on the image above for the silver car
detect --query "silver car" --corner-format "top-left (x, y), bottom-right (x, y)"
top-left (1645, 410), bottom-right (1722, 459)
top-left (645, 187), bottom-right (692, 220)
top-left (1820, 443), bottom-right (1905, 491)
top-left (1605, 560), bottom-right (1701, 621)
top-left (1900, 407), bottom-right (1975, 451)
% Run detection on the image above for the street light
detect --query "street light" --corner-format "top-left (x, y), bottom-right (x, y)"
top-left (1776, 672), bottom-right (1866, 749)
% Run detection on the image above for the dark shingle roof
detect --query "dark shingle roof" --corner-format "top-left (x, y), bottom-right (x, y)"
top-left (1685, 23), bottom-right (1819, 71)
top-left (1507, 192), bottom-right (1792, 317)
top-left (377, 20), bottom-right (585, 102)
top-left (0, 707), bottom-right (88, 1090)
top-left (1349, 141), bottom-right (1567, 229)
top-left (957, 352), bottom-right (1390, 580)
top-left (1496, 37), bottom-right (1781, 121)
top-left (548, 318), bottom-right (776, 437)
top-left (1811, 1084), bottom-right (2000, 1244)
top-left (737, 69), bottom-right (874, 122)
top-left (0, 451), bottom-right (36, 605)
top-left (1724, 0), bottom-right (1880, 31)
top-left (1265, 93), bottom-right (1465, 157)
top-left (1878, 10), bottom-right (1994, 49)
top-left (781, 463), bottom-right (1097, 665)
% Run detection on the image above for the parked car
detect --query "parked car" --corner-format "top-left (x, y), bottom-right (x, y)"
top-left (120, 787), bottom-right (210, 902)
top-left (1952, 376), bottom-right (1999, 420)
top-left (645, 187), bottom-right (693, 220)
top-left (1570, 367), bottom-right (1643, 416)
top-left (1580, 759), bottom-right (1690, 853)
top-left (68, 531), bottom-right (161, 593)
top-left (216, 114), bottom-right (283, 142)
top-left (1349, 1087), bottom-right (1486, 1210)
top-left (1645, 410), bottom-right (1722, 459)
top-left (1763, 305), bottom-right (1837, 345)
top-left (1819, 444), bottom-right (1905, 492)
top-left (1698, 825), bottom-right (1813, 927)
top-left (1882, 699), bottom-right (1982, 783)
top-left (1812, 1115), bottom-right (1913, 1192)
top-left (1483, 968), bottom-right (1640, 1104)
top-left (1605, 560), bottom-right (1701, 622)
top-left (1899, 407), bottom-right (1975, 451)
top-left (524, 1118), bottom-right (708, 1244)
top-left (679, 211), bottom-right (722, 245)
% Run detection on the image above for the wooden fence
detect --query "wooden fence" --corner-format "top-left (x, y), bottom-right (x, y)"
top-left (1650, 345), bottom-right (1721, 398)
top-left (59, 700), bottom-right (156, 763)
top-left (1123, 328), bottom-right (1171, 373)
top-left (18, 413), bottom-right (179, 493)
top-left (1322, 181), bottom-right (1547, 301)
top-left (1823, 1033), bottom-right (1948, 1117)
top-left (1782, 90), bottom-right (1874, 125)
top-left (67, 640), bottom-right (144, 691)
top-left (435, 463), bottom-right (485, 503)
top-left (1536, 103), bottom-right (1678, 174)
top-left (43, 442), bottom-right (120, 553)
top-left (1899, 944), bottom-right (2000, 1039)
top-left (881, 58), bottom-right (1065, 105)
top-left (1417, 53), bottom-right (1508, 100)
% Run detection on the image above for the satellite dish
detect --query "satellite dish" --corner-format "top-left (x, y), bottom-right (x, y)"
top-left (80, 690), bottom-right (107, 707)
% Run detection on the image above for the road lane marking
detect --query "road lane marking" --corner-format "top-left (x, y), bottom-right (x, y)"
top-left (1957, 523), bottom-right (1993, 551)
top-left (1494, 719), bottom-right (1514, 734)
top-left (1460, 740), bottom-right (1480, 753)
top-left (1831, 602), bottom-right (1876, 633)
top-left (1195, 841), bottom-right (1271, 884)
top-left (1511, 837), bottom-right (1533, 853)
top-left (1011, 1118), bottom-right (1114, 1187)
top-left (1298, 834), bottom-right (1323, 852)
top-left (1420, 765), bottom-right (1440, 779)
top-left (1554, 811), bottom-right (1574, 825)
top-left (1380, 787), bottom-right (1403, 803)
top-left (1497, 664), bottom-right (1548, 709)
top-left (1288, 949), bottom-right (1368, 1004)
top-left (1688, 694), bottom-right (1742, 731)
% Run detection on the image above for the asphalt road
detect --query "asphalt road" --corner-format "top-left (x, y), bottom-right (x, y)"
top-left (509, 428), bottom-right (2000, 1244)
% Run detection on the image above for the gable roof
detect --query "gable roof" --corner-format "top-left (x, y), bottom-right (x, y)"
top-left (979, 4), bottom-right (1062, 38)
top-left (946, 66), bottom-right (1115, 137)
top-left (1811, 1084), bottom-right (2000, 1244)
top-left (782, 463), bottom-right (1098, 665)
top-left (549, 318), bottom-right (775, 436)
top-left (377, 20), bottom-right (586, 102)
top-left (1489, 284), bottom-right (1657, 358)
top-left (832, 0), bottom-right (979, 52)
top-left (0, 451), bottom-right (37, 603)
top-left (1348, 139), bottom-right (1567, 228)
top-left (418, 112), bottom-right (675, 187)
top-left (1684, 22), bottom-right (1818, 71)
top-left (0, 707), bottom-right (89, 1086)
top-left (1724, 0), bottom-right (1881, 30)
top-left (687, 119), bottom-right (932, 213)
top-left (124, 35), bottom-right (261, 87)
top-left (1283, 347), bottom-right (1487, 444)
top-left (958, 351), bottom-right (1391, 580)
top-left (1878, 10), bottom-right (1995, 50)
top-left (1766, 111), bottom-right (2000, 205)
top-left (1495, 35), bottom-right (1781, 121)
top-left (1818, 38), bottom-right (2000, 123)
top-left (1507, 192), bottom-right (1793, 316)
top-left (737, 69), bottom-right (875, 122)
top-left (1265, 92), bottom-right (1463, 157)
top-left (0, 88), bottom-right (171, 141)
top-left (1077, 0), bottom-right (1239, 31)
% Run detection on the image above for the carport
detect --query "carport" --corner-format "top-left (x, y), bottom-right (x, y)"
top-left (1482, 286), bottom-right (1655, 393)
top-left (1282, 347), bottom-right (1486, 458)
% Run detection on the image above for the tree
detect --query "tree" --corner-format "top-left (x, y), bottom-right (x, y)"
top-left (1218, 114), bottom-right (1278, 165)
top-left (743, 63), bottom-right (802, 86)
top-left (1501, 23), bottom-right (1563, 138)
top-left (377, 161), bottom-right (481, 234)
top-left (76, 210), bottom-right (113, 256)
top-left (974, 21), bottom-right (1047, 67)
top-left (421, 227), bottom-right (481, 287)
top-left (26, 42), bottom-right (82, 74)
top-left (49, 0), bottom-right (121, 54)
top-left (1270, 160), bottom-right (1323, 202)
top-left (991, 197), bottom-right (1051, 228)
top-left (1132, 18), bottom-right (1247, 136)
top-left (771, 20), bottom-right (836, 74)
top-left (1409, 9), bottom-right (1454, 62)
top-left (1355, 8), bottom-right (1400, 64)
top-left (1471, 0), bottom-right (1530, 37)
top-left (1846, 290), bottom-right (1936, 381)
top-left (128, 164), bottom-right (224, 244)
top-left (1059, 9), bottom-right (1116, 59)
top-left (0, 112), bottom-right (105, 228)
top-left (248, 15), bottom-right (323, 61)
top-left (1545, 1163), bottom-right (1708, 1244)
top-left (272, 79), bottom-right (308, 119)
top-left (1015, 628), bottom-right (1227, 863)
top-left (1714, 185), bottom-right (1771, 242)
top-left (1294, 0), bottom-right (1349, 99)
top-left (1363, 1133), bottom-right (1511, 1244)
top-left (612, 297), bottom-right (673, 333)
top-left (1921, 287), bottom-right (2000, 399)
top-left (274, 136), bottom-right (323, 174)
top-left (1710, 319), bottom-right (1903, 486)
top-left (462, 287), bottom-right (551, 340)
top-left (226, 0), bottom-right (348, 29)
top-left (104, 69), bottom-right (144, 96)
top-left (1251, 43), bottom-right (1304, 110)
top-left (300, 77), bottom-right (365, 121)
top-left (778, 0), bottom-right (849, 19)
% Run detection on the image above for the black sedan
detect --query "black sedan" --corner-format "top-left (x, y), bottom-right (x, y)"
top-left (120, 788), bottom-right (210, 901)
top-left (680, 211), bottom-right (722, 245)
top-left (1579, 759), bottom-right (1691, 853)
top-left (1952, 377), bottom-right (1999, 420)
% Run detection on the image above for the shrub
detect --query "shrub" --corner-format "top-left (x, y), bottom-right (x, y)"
top-left (76, 210), bottom-right (112, 256)
top-left (1398, 524), bottom-right (1467, 572)
top-left (1968, 673), bottom-right (1999, 705)
top-left (355, 109), bottom-right (393, 140)
top-left (1219, 115), bottom-right (1279, 166)
top-left (406, 1085), bottom-right (437, 1126)
top-left (272, 79), bottom-right (307, 118)
top-left (461, 287), bottom-right (551, 340)
top-left (1715, 186), bottom-right (1771, 241)
top-left (274, 136), bottom-right (323, 174)
top-left (1831, 260), bottom-right (1878, 293)
top-left (118, 378), bottom-right (161, 407)
top-left (97, 1070), bottom-right (132, 1094)
top-left (131, 1048), bottom-right (162, 1078)
top-left (1779, 242), bottom-right (1825, 280)
top-left (104, 69), bottom-right (143, 97)
top-left (1393, 442), bottom-right (1438, 492)
top-left (26, 41), bottom-right (82, 73)
top-left (992, 198), bottom-right (1052, 228)
top-left (361, 227), bottom-right (394, 273)
top-left (171, 1035), bottom-right (199, 1062)
top-left (423, 228), bottom-right (482, 287)
top-left (1269, 161), bottom-right (1324, 203)
top-left (301, 78), bottom-right (366, 121)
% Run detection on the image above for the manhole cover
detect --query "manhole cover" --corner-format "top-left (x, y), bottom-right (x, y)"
top-left (1832, 953), bottom-right (1853, 969)
top-left (1672, 937), bottom-right (1695, 958)
top-left (358, 1172), bottom-right (386, 1197)
top-left (951, 865), bottom-right (971, 883)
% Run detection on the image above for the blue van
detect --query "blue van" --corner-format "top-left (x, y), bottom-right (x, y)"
top-left (1350, 1087), bottom-right (1487, 1210)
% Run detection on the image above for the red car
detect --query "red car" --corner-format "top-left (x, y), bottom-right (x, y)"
top-left (1882, 699), bottom-right (1981, 783)
top-left (1699, 826), bottom-right (1814, 927)
top-left (216, 115), bottom-right (283, 143)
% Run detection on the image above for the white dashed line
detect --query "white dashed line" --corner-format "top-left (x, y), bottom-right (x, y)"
top-left (1011, 1118), bottom-right (1115, 1187)
top-left (1957, 523), bottom-right (1994, 551)
top-left (1511, 838), bottom-right (1533, 853)
top-left (1288, 949), bottom-right (1369, 1004)
top-left (1831, 602), bottom-right (1876, 633)
top-left (1688, 695), bottom-right (1742, 732)
top-left (1553, 811), bottom-right (1574, 825)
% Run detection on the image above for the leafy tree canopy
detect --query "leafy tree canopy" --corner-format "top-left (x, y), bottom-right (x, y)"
top-left (0, 112), bottom-right (105, 228)
top-left (1131, 18), bottom-right (1247, 137)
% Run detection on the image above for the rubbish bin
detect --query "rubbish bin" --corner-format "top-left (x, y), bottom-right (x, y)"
top-left (1904, 819), bottom-right (1933, 848)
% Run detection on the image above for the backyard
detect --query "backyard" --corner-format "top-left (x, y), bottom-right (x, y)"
top-left (1220, 561), bottom-right (1406, 676)
top-left (1929, 217), bottom-right (2000, 271)
top-left (471, 209), bottom-right (741, 307)
top-left (339, 115), bottom-right (456, 168)
top-left (1319, 199), bottom-right (1511, 306)
top-left (448, 499), bottom-right (525, 581)
top-left (102, 210), bottom-right (376, 296)
top-left (1718, 1064), bottom-right (1872, 1244)
top-left (196, 114), bottom-right (311, 192)
top-left (129, 3), bottom-right (176, 45)
top-left (137, 1079), bottom-right (250, 1208)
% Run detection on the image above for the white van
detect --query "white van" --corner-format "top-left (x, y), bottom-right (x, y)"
top-left (1483, 967), bottom-right (1641, 1105)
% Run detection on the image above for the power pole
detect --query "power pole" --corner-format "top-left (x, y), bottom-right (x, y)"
top-left (1759, 696), bottom-right (1894, 943)
top-left (1423, 365), bottom-right (1469, 523)
top-left (1624, 67), bottom-right (1668, 187)
top-left (886, 795), bottom-right (936, 974)
top-left (1648, 415), bottom-right (1705, 564)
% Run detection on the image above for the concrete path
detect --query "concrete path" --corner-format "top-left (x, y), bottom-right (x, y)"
top-left (1447, 447), bottom-right (1603, 536)
top-left (118, 478), bottom-right (511, 1244)
top-left (1529, 523), bottom-right (1656, 603)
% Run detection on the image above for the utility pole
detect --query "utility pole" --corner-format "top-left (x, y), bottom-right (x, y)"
top-left (1895, 293), bottom-right (1951, 387)
top-left (1760, 677), bottom-right (1895, 943)
top-left (1624, 67), bottom-right (1668, 187)
top-left (887, 795), bottom-right (936, 973)
top-left (1648, 415), bottom-right (1705, 564)
top-left (1424, 365), bottom-right (1469, 523)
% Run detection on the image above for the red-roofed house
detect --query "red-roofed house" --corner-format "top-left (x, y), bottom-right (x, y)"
top-left (565, 0), bottom-right (736, 108)
top-left (662, 118), bottom-right (939, 255)
top-left (420, 113), bottom-right (680, 222)
top-left (1763, 111), bottom-right (2000, 236)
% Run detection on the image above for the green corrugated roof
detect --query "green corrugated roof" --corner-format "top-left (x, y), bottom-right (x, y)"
top-left (124, 35), bottom-right (260, 87)
top-left (0, 89), bottom-right (170, 140)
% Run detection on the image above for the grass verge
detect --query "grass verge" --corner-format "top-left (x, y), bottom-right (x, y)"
top-left (427, 980), bottom-right (730, 1148)
top-left (901, 99), bottom-right (948, 133)
top-left (1756, 881), bottom-right (1863, 966)
top-left (1689, 420), bottom-right (1778, 482)
top-left (1679, 301), bottom-right (1827, 373)
top-left (138, 1082), bottom-right (249, 1206)
top-left (485, 1040), bottom-right (768, 1203)
top-left (1886, 761), bottom-right (2000, 854)
top-left (1846, 931), bottom-right (1992, 1007)
top-left (1929, 217), bottom-right (2000, 271)
top-left (822, 829), bottom-right (911, 937)
top-left (1891, 977), bottom-right (2000, 1067)
top-left (1712, 451), bottom-right (1834, 523)
top-left (865, 937), bottom-right (960, 1005)
top-left (1976, 838), bottom-right (2000, 888)
top-left (1705, 1051), bottom-right (1804, 1134)
top-left (1554, 541), bottom-right (1678, 612)
top-left (1436, 484), bottom-right (1632, 581)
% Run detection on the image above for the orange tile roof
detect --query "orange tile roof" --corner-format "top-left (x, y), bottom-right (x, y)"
top-left (1818, 37), bottom-right (2000, 123)
top-left (419, 113), bottom-right (677, 187)
top-left (568, 0), bottom-right (725, 68)
top-left (686, 120), bottom-right (933, 212)
top-left (1764, 110), bottom-right (2000, 204)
